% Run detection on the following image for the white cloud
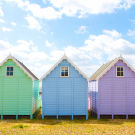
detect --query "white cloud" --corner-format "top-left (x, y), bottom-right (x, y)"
top-left (32, 46), bottom-right (38, 51)
top-left (26, 5), bottom-right (62, 20)
top-left (81, 29), bottom-right (135, 56)
top-left (45, 40), bottom-right (53, 47)
top-left (42, 0), bottom-right (46, 3)
top-left (25, 16), bottom-right (42, 31)
top-left (40, 64), bottom-right (53, 72)
top-left (5, 0), bottom-right (62, 20)
top-left (0, 40), bottom-right (12, 51)
top-left (0, 39), bottom-right (48, 63)
top-left (28, 52), bottom-right (49, 62)
top-left (0, 40), bottom-right (34, 59)
top-left (103, 29), bottom-right (122, 38)
top-left (75, 26), bottom-right (88, 34)
top-left (0, 6), bottom-right (4, 16)
top-left (50, 46), bottom-right (92, 66)
top-left (0, 19), bottom-right (5, 23)
top-left (6, 0), bottom-right (135, 19)
top-left (11, 22), bottom-right (16, 26)
top-left (51, 32), bottom-right (54, 35)
top-left (16, 40), bottom-right (34, 51)
top-left (35, 62), bottom-right (42, 66)
top-left (50, 0), bottom-right (135, 17)
top-left (127, 29), bottom-right (135, 36)
top-left (2, 27), bottom-right (12, 32)
top-left (80, 65), bottom-right (100, 78)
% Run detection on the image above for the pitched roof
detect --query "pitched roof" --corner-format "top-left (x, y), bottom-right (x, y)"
top-left (89, 54), bottom-right (135, 81)
top-left (40, 54), bottom-right (88, 81)
top-left (0, 53), bottom-right (39, 81)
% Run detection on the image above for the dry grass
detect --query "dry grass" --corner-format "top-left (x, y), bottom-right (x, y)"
top-left (0, 118), bottom-right (135, 134)
top-left (0, 109), bottom-right (135, 135)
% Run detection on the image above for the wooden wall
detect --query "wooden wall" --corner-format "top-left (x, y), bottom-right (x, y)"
top-left (42, 60), bottom-right (88, 119)
top-left (98, 60), bottom-right (135, 119)
top-left (0, 59), bottom-right (39, 119)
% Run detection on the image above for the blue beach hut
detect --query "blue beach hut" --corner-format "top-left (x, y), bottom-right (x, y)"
top-left (40, 54), bottom-right (88, 120)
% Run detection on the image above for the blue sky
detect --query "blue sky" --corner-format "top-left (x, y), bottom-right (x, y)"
top-left (0, 0), bottom-right (135, 79)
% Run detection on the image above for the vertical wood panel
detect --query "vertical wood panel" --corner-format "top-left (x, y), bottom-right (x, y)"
top-left (42, 60), bottom-right (87, 119)
top-left (58, 78), bottom-right (72, 115)
top-left (16, 77), bottom-right (19, 119)
top-left (98, 81), bottom-right (100, 119)
top-left (57, 78), bottom-right (58, 119)
top-left (42, 78), bottom-right (57, 115)
top-left (113, 78), bottom-right (127, 114)
top-left (128, 78), bottom-right (135, 114)
top-left (112, 78), bottom-right (113, 119)
top-left (99, 78), bottom-right (112, 114)
top-left (1, 77), bottom-right (3, 119)
top-left (126, 78), bottom-right (128, 119)
top-left (72, 78), bottom-right (73, 120)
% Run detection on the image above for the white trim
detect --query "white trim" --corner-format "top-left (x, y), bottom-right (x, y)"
top-left (6, 66), bottom-right (14, 77)
top-left (116, 66), bottom-right (124, 77)
top-left (0, 53), bottom-right (35, 81)
top-left (94, 55), bottom-right (135, 81)
top-left (40, 54), bottom-right (88, 81)
top-left (60, 66), bottom-right (69, 77)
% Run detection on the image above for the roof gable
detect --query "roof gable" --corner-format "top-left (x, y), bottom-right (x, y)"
top-left (89, 54), bottom-right (135, 81)
top-left (40, 54), bottom-right (88, 81)
top-left (0, 53), bottom-right (39, 81)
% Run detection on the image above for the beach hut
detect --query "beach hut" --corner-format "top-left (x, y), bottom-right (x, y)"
top-left (0, 53), bottom-right (41, 119)
top-left (40, 54), bottom-right (88, 120)
top-left (88, 54), bottom-right (135, 119)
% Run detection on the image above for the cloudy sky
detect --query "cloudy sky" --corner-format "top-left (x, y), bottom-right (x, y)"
top-left (0, 0), bottom-right (135, 79)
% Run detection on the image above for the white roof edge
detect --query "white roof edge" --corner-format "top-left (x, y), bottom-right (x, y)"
top-left (0, 53), bottom-right (35, 81)
top-left (40, 54), bottom-right (89, 81)
top-left (95, 55), bottom-right (135, 80)
top-left (66, 57), bottom-right (89, 81)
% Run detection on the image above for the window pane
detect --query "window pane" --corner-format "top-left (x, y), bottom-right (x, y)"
top-left (117, 72), bottom-right (120, 76)
top-left (61, 67), bottom-right (69, 77)
top-left (10, 72), bottom-right (13, 76)
top-left (7, 72), bottom-right (9, 76)
top-left (121, 72), bottom-right (123, 76)
top-left (7, 67), bottom-right (10, 71)
top-left (121, 67), bottom-right (123, 71)
top-left (10, 67), bottom-right (13, 71)
top-left (61, 67), bottom-right (64, 71)
top-left (61, 72), bottom-right (64, 76)
top-left (65, 72), bottom-right (68, 76)
top-left (117, 67), bottom-right (120, 71)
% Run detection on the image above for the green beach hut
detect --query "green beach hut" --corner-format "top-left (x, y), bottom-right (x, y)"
top-left (0, 53), bottom-right (41, 119)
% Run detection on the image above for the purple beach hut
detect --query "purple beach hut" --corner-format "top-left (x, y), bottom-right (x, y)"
top-left (88, 54), bottom-right (135, 119)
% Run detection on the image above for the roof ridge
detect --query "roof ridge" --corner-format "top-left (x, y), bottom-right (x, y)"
top-left (89, 58), bottom-right (116, 81)
top-left (0, 54), bottom-right (39, 81)
top-left (40, 55), bottom-right (88, 81)
top-left (14, 57), bottom-right (39, 80)
top-left (90, 55), bottom-right (135, 81)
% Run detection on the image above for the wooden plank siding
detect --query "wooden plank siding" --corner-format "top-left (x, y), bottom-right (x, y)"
top-left (42, 60), bottom-right (88, 119)
top-left (127, 78), bottom-right (135, 115)
top-left (99, 78), bottom-right (112, 115)
top-left (0, 59), bottom-right (39, 119)
top-left (92, 60), bottom-right (135, 119)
